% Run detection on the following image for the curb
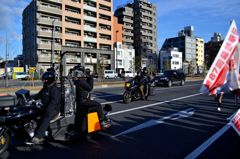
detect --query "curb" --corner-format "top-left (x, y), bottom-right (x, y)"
top-left (0, 78), bottom-right (203, 94)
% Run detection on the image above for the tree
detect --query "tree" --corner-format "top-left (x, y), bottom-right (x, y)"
top-left (135, 56), bottom-right (142, 71)
top-left (188, 60), bottom-right (196, 76)
top-left (97, 56), bottom-right (105, 82)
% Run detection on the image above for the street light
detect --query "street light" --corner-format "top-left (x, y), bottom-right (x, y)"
top-left (51, 19), bottom-right (56, 67)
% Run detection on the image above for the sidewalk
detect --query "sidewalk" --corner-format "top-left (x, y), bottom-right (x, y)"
top-left (0, 77), bottom-right (204, 95)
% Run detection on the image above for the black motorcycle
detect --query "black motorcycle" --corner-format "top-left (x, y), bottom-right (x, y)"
top-left (122, 77), bottom-right (155, 104)
top-left (0, 87), bottom-right (111, 155)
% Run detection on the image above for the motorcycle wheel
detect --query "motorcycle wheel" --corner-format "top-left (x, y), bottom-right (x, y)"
top-left (0, 131), bottom-right (10, 155)
top-left (123, 92), bottom-right (132, 104)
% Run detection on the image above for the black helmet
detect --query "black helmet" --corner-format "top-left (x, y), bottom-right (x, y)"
top-left (85, 68), bottom-right (91, 75)
top-left (142, 67), bottom-right (148, 75)
top-left (41, 71), bottom-right (55, 86)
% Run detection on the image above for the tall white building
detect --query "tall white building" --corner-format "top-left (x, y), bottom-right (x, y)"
top-left (160, 48), bottom-right (182, 71)
top-left (115, 42), bottom-right (135, 73)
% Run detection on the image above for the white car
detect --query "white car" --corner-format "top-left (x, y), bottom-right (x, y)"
top-left (104, 70), bottom-right (118, 79)
top-left (15, 72), bottom-right (29, 80)
top-left (124, 71), bottom-right (135, 78)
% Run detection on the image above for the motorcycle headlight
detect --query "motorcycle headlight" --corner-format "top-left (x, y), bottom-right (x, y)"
top-left (125, 83), bottom-right (131, 88)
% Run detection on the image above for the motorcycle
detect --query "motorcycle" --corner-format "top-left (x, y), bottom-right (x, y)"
top-left (122, 77), bottom-right (155, 104)
top-left (0, 78), bottom-right (112, 155)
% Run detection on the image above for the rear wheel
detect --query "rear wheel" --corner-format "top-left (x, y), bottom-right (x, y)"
top-left (168, 80), bottom-right (172, 87)
top-left (123, 92), bottom-right (132, 104)
top-left (0, 130), bottom-right (10, 155)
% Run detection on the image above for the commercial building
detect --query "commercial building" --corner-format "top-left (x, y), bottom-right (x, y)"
top-left (23, 0), bottom-right (114, 73)
top-left (160, 48), bottom-right (182, 71)
top-left (196, 38), bottom-right (204, 73)
top-left (114, 0), bottom-right (157, 69)
top-left (161, 26), bottom-right (197, 74)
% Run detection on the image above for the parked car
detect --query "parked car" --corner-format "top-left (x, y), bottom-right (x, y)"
top-left (15, 72), bottom-right (30, 80)
top-left (124, 71), bottom-right (135, 78)
top-left (154, 70), bottom-right (185, 87)
top-left (104, 70), bottom-right (118, 79)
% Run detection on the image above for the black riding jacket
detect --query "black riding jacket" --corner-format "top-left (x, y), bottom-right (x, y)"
top-left (74, 75), bottom-right (93, 103)
top-left (33, 83), bottom-right (61, 113)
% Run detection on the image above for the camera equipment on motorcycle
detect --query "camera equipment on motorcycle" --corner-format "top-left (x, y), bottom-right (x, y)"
top-left (41, 71), bottom-right (55, 86)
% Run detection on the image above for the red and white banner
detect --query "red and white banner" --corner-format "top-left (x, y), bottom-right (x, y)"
top-left (230, 109), bottom-right (240, 136)
top-left (200, 20), bottom-right (239, 95)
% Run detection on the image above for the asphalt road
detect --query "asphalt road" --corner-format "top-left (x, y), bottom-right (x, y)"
top-left (1, 81), bottom-right (240, 159)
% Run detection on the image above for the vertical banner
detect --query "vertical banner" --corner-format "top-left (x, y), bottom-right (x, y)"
top-left (200, 20), bottom-right (239, 94)
top-left (230, 109), bottom-right (240, 136)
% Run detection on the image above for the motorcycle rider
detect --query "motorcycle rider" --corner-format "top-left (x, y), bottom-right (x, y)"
top-left (133, 69), bottom-right (147, 100)
top-left (142, 67), bottom-right (151, 97)
top-left (31, 70), bottom-right (61, 144)
top-left (73, 66), bottom-right (110, 136)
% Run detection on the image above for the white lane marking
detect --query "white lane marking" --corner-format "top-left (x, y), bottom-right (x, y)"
top-left (108, 93), bottom-right (202, 116)
top-left (154, 84), bottom-right (201, 91)
top-left (112, 108), bottom-right (195, 137)
top-left (184, 123), bottom-right (231, 159)
top-left (101, 100), bottom-right (123, 105)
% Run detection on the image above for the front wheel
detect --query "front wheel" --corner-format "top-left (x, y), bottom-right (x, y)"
top-left (168, 80), bottom-right (172, 87)
top-left (0, 130), bottom-right (10, 155)
top-left (123, 91), bottom-right (132, 104)
top-left (180, 79), bottom-right (185, 86)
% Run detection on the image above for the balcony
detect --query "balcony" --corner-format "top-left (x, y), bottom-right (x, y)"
top-left (37, 18), bottom-right (62, 26)
top-left (84, 36), bottom-right (97, 43)
top-left (37, 3), bottom-right (62, 15)
top-left (84, 25), bottom-right (97, 32)
top-left (83, 15), bottom-right (96, 22)
top-left (123, 17), bottom-right (133, 23)
top-left (140, 4), bottom-right (153, 11)
top-left (38, 55), bottom-right (60, 63)
top-left (123, 32), bottom-right (133, 36)
top-left (48, 0), bottom-right (62, 3)
top-left (83, 5), bottom-right (97, 12)
top-left (37, 30), bottom-right (62, 38)
top-left (37, 43), bottom-right (62, 50)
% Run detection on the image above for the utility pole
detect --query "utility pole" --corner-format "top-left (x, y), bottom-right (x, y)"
top-left (115, 30), bottom-right (119, 75)
top-left (5, 35), bottom-right (9, 87)
top-left (51, 19), bottom-right (56, 68)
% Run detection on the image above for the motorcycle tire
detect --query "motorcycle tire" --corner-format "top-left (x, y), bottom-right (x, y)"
top-left (123, 92), bottom-right (132, 104)
top-left (0, 130), bottom-right (10, 155)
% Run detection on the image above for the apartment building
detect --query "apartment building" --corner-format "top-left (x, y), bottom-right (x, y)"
top-left (114, 0), bottom-right (157, 69)
top-left (205, 33), bottom-right (223, 69)
top-left (160, 48), bottom-right (182, 71)
top-left (23, 0), bottom-right (114, 73)
top-left (196, 37), bottom-right (204, 73)
top-left (114, 3), bottom-right (134, 46)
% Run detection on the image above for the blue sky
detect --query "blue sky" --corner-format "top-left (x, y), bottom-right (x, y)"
top-left (0, 0), bottom-right (240, 60)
